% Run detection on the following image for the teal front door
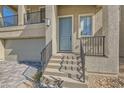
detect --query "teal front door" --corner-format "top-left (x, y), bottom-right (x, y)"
top-left (59, 16), bottom-right (72, 51)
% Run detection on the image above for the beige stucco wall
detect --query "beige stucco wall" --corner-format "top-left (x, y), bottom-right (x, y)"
top-left (51, 6), bottom-right (57, 55)
top-left (86, 6), bottom-right (120, 74)
top-left (0, 6), bottom-right (4, 27)
top-left (120, 6), bottom-right (124, 57)
top-left (45, 5), bottom-right (52, 45)
top-left (57, 5), bottom-right (102, 53)
top-left (0, 23), bottom-right (45, 39)
top-left (0, 39), bottom-right (4, 61)
top-left (0, 6), bottom-right (4, 61)
top-left (26, 5), bottom-right (45, 12)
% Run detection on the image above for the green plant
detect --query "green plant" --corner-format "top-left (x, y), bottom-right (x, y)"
top-left (33, 71), bottom-right (42, 82)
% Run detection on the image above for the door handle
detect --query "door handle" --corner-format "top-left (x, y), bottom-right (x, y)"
top-left (70, 37), bottom-right (72, 41)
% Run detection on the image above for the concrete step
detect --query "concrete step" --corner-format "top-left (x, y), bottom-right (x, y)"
top-left (52, 56), bottom-right (80, 60)
top-left (48, 62), bottom-right (81, 67)
top-left (50, 58), bottom-right (81, 62)
top-left (49, 60), bottom-right (80, 65)
top-left (49, 58), bottom-right (81, 64)
top-left (42, 53), bottom-right (86, 88)
top-left (43, 68), bottom-right (83, 82)
top-left (45, 68), bottom-right (82, 74)
top-left (47, 64), bottom-right (82, 71)
top-left (52, 54), bottom-right (80, 60)
top-left (42, 75), bottom-right (87, 88)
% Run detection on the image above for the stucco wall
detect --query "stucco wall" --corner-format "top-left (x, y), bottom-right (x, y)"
top-left (0, 6), bottom-right (4, 27)
top-left (86, 6), bottom-right (119, 74)
top-left (45, 5), bottom-right (52, 45)
top-left (120, 6), bottom-right (124, 57)
top-left (0, 23), bottom-right (45, 39)
top-left (26, 5), bottom-right (45, 12)
top-left (57, 5), bottom-right (102, 53)
top-left (0, 39), bottom-right (4, 61)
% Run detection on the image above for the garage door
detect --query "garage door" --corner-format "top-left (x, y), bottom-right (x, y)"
top-left (5, 38), bottom-right (45, 62)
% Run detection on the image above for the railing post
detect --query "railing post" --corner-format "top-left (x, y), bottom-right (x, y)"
top-left (103, 36), bottom-right (105, 56)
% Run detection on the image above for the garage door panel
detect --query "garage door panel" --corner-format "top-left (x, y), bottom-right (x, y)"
top-left (5, 38), bottom-right (45, 62)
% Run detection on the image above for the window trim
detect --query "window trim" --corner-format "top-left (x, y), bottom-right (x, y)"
top-left (78, 14), bottom-right (94, 38)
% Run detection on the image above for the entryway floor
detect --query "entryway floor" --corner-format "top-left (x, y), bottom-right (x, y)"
top-left (0, 61), bottom-right (41, 88)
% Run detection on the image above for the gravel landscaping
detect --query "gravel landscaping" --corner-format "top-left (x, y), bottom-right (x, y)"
top-left (88, 74), bottom-right (124, 88)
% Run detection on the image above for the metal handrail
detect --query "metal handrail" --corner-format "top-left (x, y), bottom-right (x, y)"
top-left (80, 39), bottom-right (85, 82)
top-left (24, 10), bottom-right (45, 25)
top-left (80, 36), bottom-right (105, 82)
top-left (80, 36), bottom-right (105, 56)
top-left (41, 41), bottom-right (52, 73)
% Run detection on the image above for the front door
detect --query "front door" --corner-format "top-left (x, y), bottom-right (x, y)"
top-left (59, 16), bottom-right (72, 51)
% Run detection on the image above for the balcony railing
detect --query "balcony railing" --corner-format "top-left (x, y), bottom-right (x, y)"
top-left (24, 10), bottom-right (45, 25)
top-left (0, 15), bottom-right (18, 28)
top-left (80, 36), bottom-right (105, 56)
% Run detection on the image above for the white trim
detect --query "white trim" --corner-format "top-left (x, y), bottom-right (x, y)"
top-left (58, 15), bottom-right (74, 52)
top-left (78, 13), bottom-right (94, 38)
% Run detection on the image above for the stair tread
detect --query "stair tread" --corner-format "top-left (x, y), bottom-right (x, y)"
top-left (43, 75), bottom-right (85, 85)
top-left (47, 62), bottom-right (81, 66)
top-left (49, 59), bottom-right (81, 63)
top-left (44, 68), bottom-right (82, 74)
top-left (42, 53), bottom-right (86, 88)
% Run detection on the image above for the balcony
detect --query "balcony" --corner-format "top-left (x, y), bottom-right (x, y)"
top-left (24, 10), bottom-right (45, 25)
top-left (0, 10), bottom-right (45, 39)
top-left (0, 10), bottom-right (45, 28)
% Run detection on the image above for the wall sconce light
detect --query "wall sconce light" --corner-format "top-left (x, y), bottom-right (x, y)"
top-left (45, 18), bottom-right (51, 27)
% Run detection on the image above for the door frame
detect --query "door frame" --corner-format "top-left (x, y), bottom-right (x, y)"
top-left (58, 15), bottom-right (74, 52)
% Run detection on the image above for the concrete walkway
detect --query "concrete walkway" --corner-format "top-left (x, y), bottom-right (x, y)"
top-left (0, 61), bottom-right (41, 88)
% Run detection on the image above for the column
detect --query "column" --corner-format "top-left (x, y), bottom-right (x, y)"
top-left (18, 5), bottom-right (26, 26)
top-left (51, 5), bottom-right (57, 55)
top-left (103, 5), bottom-right (120, 73)
top-left (0, 6), bottom-right (4, 27)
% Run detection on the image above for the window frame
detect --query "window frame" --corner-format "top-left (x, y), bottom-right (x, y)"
top-left (78, 14), bottom-right (93, 38)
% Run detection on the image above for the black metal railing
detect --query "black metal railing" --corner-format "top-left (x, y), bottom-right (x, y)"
top-left (80, 36), bottom-right (105, 56)
top-left (0, 15), bottom-right (18, 27)
top-left (80, 39), bottom-right (85, 82)
top-left (24, 10), bottom-right (45, 25)
top-left (41, 41), bottom-right (52, 73)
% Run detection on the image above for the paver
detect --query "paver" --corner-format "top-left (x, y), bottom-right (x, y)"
top-left (0, 61), bottom-right (41, 88)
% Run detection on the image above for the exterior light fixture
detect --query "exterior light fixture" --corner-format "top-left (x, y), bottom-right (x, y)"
top-left (45, 18), bottom-right (51, 27)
